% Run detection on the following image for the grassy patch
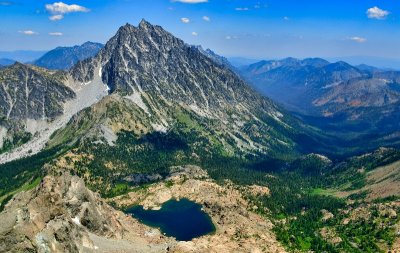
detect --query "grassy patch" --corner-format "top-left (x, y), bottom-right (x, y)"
top-left (0, 176), bottom-right (41, 211)
top-left (310, 188), bottom-right (337, 196)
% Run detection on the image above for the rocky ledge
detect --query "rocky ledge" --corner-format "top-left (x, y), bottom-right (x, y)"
top-left (0, 166), bottom-right (286, 253)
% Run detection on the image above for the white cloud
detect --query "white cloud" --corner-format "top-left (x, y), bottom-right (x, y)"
top-left (19, 30), bottom-right (38, 35)
top-left (225, 35), bottom-right (238, 40)
top-left (0, 1), bottom-right (13, 6)
top-left (45, 2), bottom-right (89, 14)
top-left (202, 16), bottom-right (210, 22)
top-left (350, 36), bottom-right (367, 43)
top-left (191, 32), bottom-right (198, 36)
top-left (367, 6), bottom-right (389, 20)
top-left (180, 17), bottom-right (190, 23)
top-left (49, 32), bottom-right (63, 36)
top-left (45, 2), bottom-right (89, 21)
top-left (172, 0), bottom-right (208, 3)
top-left (283, 16), bottom-right (290, 21)
top-left (235, 7), bottom-right (249, 11)
top-left (49, 14), bottom-right (63, 21)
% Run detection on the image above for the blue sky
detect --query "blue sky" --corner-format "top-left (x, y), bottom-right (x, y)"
top-left (1, 0), bottom-right (400, 66)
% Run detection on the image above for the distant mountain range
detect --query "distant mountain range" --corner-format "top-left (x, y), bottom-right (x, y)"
top-left (327, 56), bottom-right (400, 70)
top-left (0, 42), bottom-right (104, 70)
top-left (227, 57), bottom-right (260, 68)
top-left (197, 47), bottom-right (234, 69)
top-left (34, 42), bottom-right (104, 70)
top-left (0, 58), bottom-right (15, 66)
top-left (238, 57), bottom-right (400, 148)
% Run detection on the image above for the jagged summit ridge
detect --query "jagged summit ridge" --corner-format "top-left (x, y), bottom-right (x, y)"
top-left (71, 20), bottom-right (278, 116)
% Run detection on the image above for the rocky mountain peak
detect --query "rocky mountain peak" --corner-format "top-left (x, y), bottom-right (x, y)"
top-left (112, 20), bottom-right (179, 46)
top-left (138, 18), bottom-right (154, 30)
top-left (68, 20), bottom-right (304, 155)
top-left (10, 61), bottom-right (27, 69)
top-left (73, 20), bottom-right (265, 111)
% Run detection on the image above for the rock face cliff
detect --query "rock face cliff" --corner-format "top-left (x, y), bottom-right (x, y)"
top-left (0, 63), bottom-right (76, 155)
top-left (72, 20), bottom-right (275, 113)
top-left (0, 59), bottom-right (107, 163)
top-left (0, 63), bottom-right (75, 121)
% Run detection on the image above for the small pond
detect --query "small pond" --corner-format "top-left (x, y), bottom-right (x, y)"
top-left (126, 198), bottom-right (215, 241)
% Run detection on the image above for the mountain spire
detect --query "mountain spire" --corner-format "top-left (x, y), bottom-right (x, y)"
top-left (139, 18), bottom-right (152, 29)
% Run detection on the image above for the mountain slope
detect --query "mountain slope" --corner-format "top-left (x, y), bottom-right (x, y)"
top-left (197, 47), bottom-right (235, 69)
top-left (0, 61), bottom-right (108, 164)
top-left (69, 20), bottom-right (316, 157)
top-left (0, 63), bottom-right (76, 155)
top-left (34, 42), bottom-right (104, 70)
top-left (0, 63), bottom-right (75, 120)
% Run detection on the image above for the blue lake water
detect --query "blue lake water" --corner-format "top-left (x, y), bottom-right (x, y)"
top-left (126, 198), bottom-right (216, 241)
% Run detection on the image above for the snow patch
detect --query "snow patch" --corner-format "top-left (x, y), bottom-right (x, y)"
top-left (0, 126), bottom-right (7, 148)
top-left (270, 111), bottom-right (284, 124)
top-left (105, 85), bottom-right (111, 93)
top-left (72, 216), bottom-right (81, 226)
top-left (379, 78), bottom-right (390, 84)
top-left (322, 82), bottom-right (341, 89)
top-left (98, 66), bottom-right (102, 78)
top-left (151, 123), bottom-right (168, 133)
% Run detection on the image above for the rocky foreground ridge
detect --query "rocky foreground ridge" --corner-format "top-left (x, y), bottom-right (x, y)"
top-left (0, 167), bottom-right (286, 253)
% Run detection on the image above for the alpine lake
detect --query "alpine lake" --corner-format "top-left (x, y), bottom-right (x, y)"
top-left (126, 198), bottom-right (216, 241)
